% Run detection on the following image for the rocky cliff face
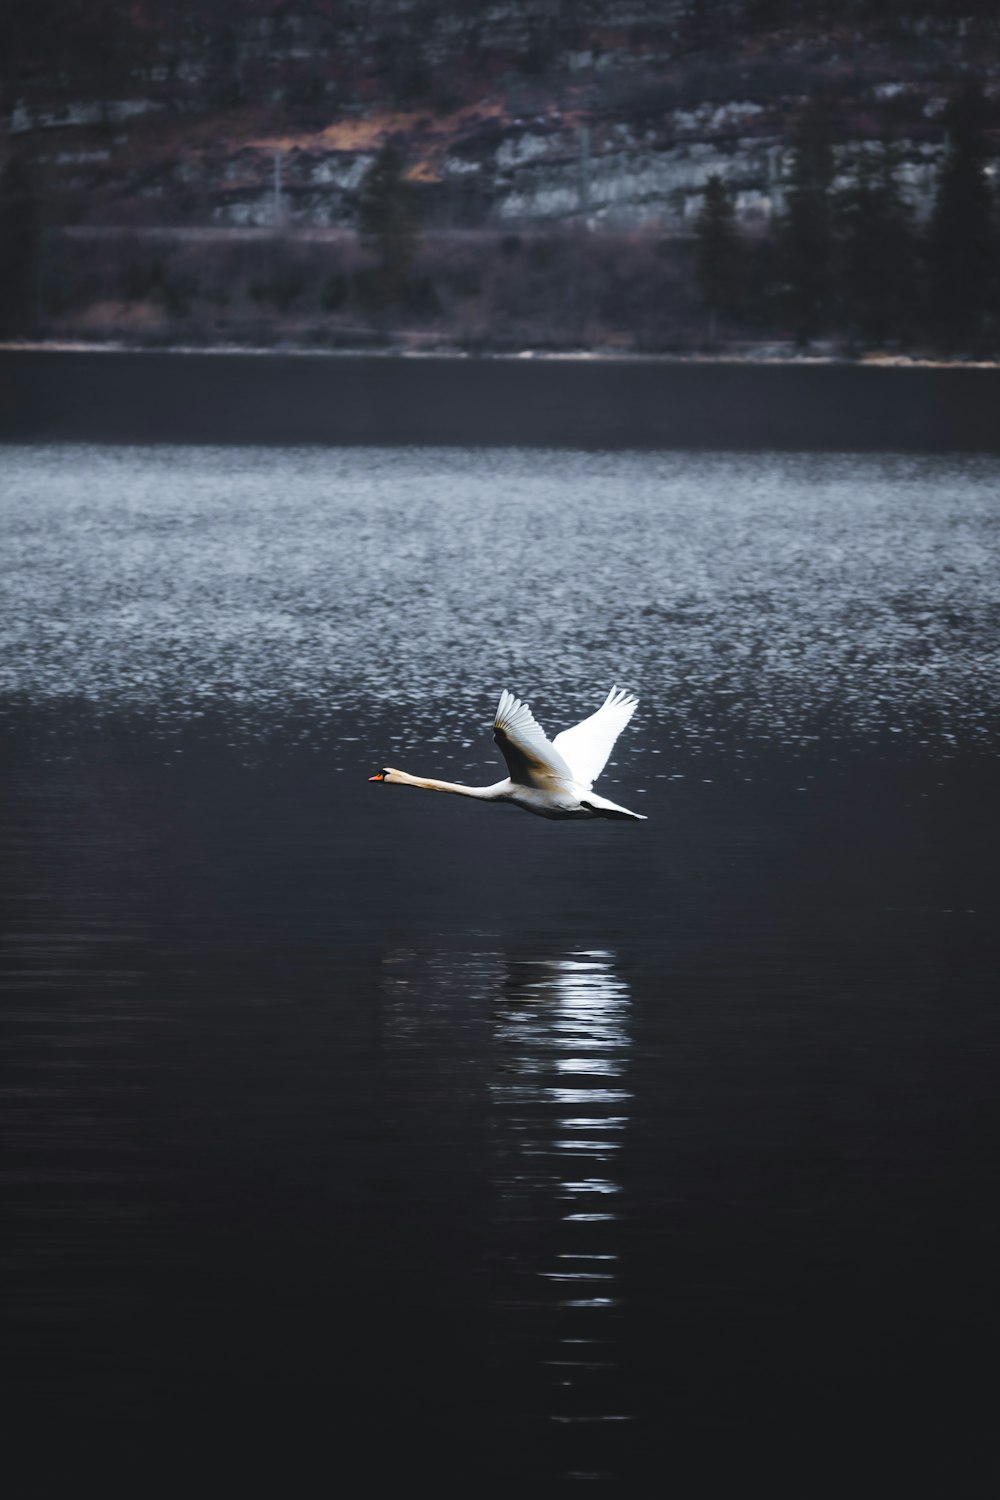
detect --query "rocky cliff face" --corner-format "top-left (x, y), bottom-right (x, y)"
top-left (3, 3), bottom-right (999, 235)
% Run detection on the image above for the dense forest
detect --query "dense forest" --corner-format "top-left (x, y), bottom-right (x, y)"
top-left (2, 1), bottom-right (999, 353)
top-left (694, 85), bottom-right (998, 351)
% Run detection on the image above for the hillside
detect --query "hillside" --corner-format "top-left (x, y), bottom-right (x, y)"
top-left (3, 2), bottom-right (1000, 351)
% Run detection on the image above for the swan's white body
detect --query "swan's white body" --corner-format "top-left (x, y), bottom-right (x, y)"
top-left (370, 687), bottom-right (646, 821)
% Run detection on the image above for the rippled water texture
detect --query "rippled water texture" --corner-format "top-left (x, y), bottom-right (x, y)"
top-left (2, 445), bottom-right (998, 756)
top-left (3, 444), bottom-right (999, 1495)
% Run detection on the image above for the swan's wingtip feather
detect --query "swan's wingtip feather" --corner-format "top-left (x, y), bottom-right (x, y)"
top-left (603, 684), bottom-right (638, 714)
top-left (496, 689), bottom-right (543, 739)
top-left (495, 688), bottom-right (522, 726)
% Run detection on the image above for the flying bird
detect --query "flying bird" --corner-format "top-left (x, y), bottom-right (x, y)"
top-left (369, 687), bottom-right (646, 820)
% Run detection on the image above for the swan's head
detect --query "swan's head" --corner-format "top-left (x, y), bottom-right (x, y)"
top-left (368, 767), bottom-right (397, 783)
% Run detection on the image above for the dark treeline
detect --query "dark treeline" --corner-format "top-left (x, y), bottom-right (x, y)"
top-left (2, 219), bottom-right (706, 354)
top-left (0, 156), bottom-right (40, 335)
top-left (695, 86), bottom-right (999, 352)
top-left (3, 95), bottom-right (997, 354)
top-left (2, 0), bottom-right (999, 356)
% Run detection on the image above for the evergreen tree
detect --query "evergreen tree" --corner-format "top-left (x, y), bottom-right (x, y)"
top-left (925, 84), bottom-right (995, 347)
top-left (357, 141), bottom-right (417, 309)
top-left (836, 142), bottom-right (916, 345)
top-left (0, 156), bottom-right (40, 336)
top-left (694, 174), bottom-right (742, 337)
top-left (779, 101), bottom-right (836, 345)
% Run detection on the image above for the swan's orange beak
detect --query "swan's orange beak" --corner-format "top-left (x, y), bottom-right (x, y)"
top-left (369, 772), bottom-right (386, 782)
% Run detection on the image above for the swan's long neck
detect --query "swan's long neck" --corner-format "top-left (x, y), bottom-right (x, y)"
top-left (390, 770), bottom-right (502, 800)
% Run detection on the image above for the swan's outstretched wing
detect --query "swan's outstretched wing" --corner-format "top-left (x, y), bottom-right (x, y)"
top-left (552, 686), bottom-right (639, 790)
top-left (494, 690), bottom-right (576, 790)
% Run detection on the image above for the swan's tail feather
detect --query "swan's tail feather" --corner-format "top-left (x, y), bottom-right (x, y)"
top-left (580, 793), bottom-right (648, 821)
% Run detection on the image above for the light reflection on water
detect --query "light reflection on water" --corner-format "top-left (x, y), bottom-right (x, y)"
top-left (2, 444), bottom-right (998, 762)
top-left (382, 945), bottom-right (636, 1472)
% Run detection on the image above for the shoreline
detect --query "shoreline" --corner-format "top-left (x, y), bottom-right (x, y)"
top-left (4, 344), bottom-right (1000, 450)
top-left (3, 338), bottom-right (1000, 370)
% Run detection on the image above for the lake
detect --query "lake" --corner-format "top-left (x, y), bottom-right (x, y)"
top-left (3, 444), bottom-right (999, 1494)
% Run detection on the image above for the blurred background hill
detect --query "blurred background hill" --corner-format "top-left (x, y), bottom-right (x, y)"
top-left (2, 0), bottom-right (1000, 354)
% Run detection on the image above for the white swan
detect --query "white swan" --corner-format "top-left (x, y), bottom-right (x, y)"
top-left (369, 687), bottom-right (647, 821)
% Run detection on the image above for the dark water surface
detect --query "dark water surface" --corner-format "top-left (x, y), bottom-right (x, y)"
top-left (2, 446), bottom-right (999, 1494)
top-left (6, 349), bottom-right (1000, 450)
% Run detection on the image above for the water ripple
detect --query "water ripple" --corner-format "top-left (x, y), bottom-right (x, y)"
top-left (2, 445), bottom-right (998, 759)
